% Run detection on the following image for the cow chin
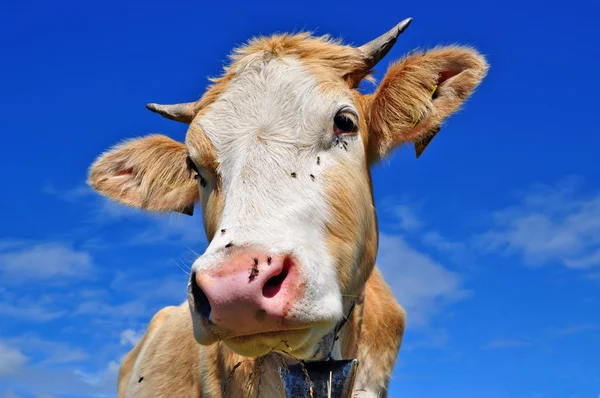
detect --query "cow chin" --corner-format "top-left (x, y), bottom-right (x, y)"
top-left (223, 324), bottom-right (334, 359)
top-left (190, 307), bottom-right (336, 359)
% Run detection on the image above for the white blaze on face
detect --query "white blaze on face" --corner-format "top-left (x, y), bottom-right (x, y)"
top-left (188, 55), bottom-right (365, 331)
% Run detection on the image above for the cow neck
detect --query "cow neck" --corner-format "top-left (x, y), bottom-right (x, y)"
top-left (306, 287), bottom-right (366, 362)
top-left (329, 288), bottom-right (365, 359)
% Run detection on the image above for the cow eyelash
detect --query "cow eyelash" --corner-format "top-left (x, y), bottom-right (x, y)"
top-left (186, 155), bottom-right (199, 173)
top-left (186, 155), bottom-right (207, 187)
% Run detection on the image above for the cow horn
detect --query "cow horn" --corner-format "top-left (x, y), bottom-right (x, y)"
top-left (358, 18), bottom-right (413, 71)
top-left (146, 102), bottom-right (197, 124)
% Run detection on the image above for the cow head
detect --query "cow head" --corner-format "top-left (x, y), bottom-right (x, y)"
top-left (88, 19), bottom-right (488, 360)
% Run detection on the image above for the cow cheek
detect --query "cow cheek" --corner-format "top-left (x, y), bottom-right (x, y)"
top-left (201, 187), bottom-right (225, 241)
top-left (324, 164), bottom-right (375, 293)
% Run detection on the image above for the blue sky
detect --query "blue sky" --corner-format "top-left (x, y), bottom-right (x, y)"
top-left (1, 0), bottom-right (599, 397)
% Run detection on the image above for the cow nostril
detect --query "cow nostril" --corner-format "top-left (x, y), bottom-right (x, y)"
top-left (262, 259), bottom-right (291, 298)
top-left (191, 273), bottom-right (211, 319)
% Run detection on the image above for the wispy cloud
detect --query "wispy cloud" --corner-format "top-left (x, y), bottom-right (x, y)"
top-left (73, 358), bottom-right (121, 391)
top-left (553, 323), bottom-right (600, 337)
top-left (375, 199), bottom-right (472, 339)
top-left (377, 233), bottom-right (471, 329)
top-left (586, 272), bottom-right (600, 282)
top-left (74, 299), bottom-right (147, 320)
top-left (120, 329), bottom-right (144, 347)
top-left (403, 328), bottom-right (451, 351)
top-left (3, 336), bottom-right (89, 365)
top-left (109, 271), bottom-right (188, 302)
top-left (126, 211), bottom-right (207, 246)
top-left (2, 389), bottom-right (22, 398)
top-left (3, 358), bottom-right (118, 397)
top-left (391, 204), bottom-right (423, 231)
top-left (422, 231), bottom-right (466, 253)
top-left (33, 392), bottom-right (57, 398)
top-left (0, 243), bottom-right (94, 283)
top-left (483, 339), bottom-right (534, 349)
top-left (0, 341), bottom-right (28, 377)
top-left (484, 322), bottom-right (599, 351)
top-left (0, 296), bottom-right (66, 322)
top-left (0, 286), bottom-right (74, 322)
top-left (379, 198), bottom-right (467, 259)
top-left (0, 240), bottom-right (30, 251)
top-left (42, 182), bottom-right (93, 203)
top-left (475, 176), bottom-right (600, 269)
top-left (0, 300), bottom-right (150, 396)
top-left (44, 181), bottom-right (207, 247)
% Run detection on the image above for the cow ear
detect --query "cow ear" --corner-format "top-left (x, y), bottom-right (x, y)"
top-left (366, 46), bottom-right (489, 162)
top-left (88, 134), bottom-right (199, 215)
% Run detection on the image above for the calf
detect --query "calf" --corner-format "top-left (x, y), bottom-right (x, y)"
top-left (88, 18), bottom-right (488, 397)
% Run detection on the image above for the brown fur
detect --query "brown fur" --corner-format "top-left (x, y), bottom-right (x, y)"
top-left (227, 32), bottom-right (372, 88)
top-left (117, 305), bottom-right (201, 397)
top-left (324, 155), bottom-right (378, 296)
top-left (88, 135), bottom-right (198, 214)
top-left (366, 46), bottom-right (489, 163)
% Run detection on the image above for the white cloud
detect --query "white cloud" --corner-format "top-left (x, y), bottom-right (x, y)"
top-left (5, 336), bottom-right (89, 365)
top-left (482, 323), bottom-right (599, 352)
top-left (43, 181), bottom-right (207, 247)
top-left (74, 299), bottom-right (147, 319)
top-left (422, 231), bottom-right (466, 253)
top-left (483, 339), bottom-right (533, 349)
top-left (0, 336), bottom-right (88, 374)
top-left (380, 199), bottom-right (465, 257)
top-left (127, 211), bottom-right (207, 246)
top-left (0, 290), bottom-right (67, 322)
top-left (564, 249), bottom-right (600, 268)
top-left (4, 361), bottom-right (118, 397)
top-left (403, 328), bottom-right (451, 351)
top-left (377, 233), bottom-right (471, 328)
top-left (120, 329), bottom-right (144, 347)
top-left (0, 240), bottom-right (29, 251)
top-left (74, 360), bottom-right (119, 389)
top-left (3, 389), bottom-right (22, 398)
top-left (475, 177), bottom-right (600, 269)
top-left (0, 299), bottom-right (66, 322)
top-left (93, 197), bottom-right (141, 221)
top-left (391, 204), bottom-right (423, 231)
top-left (73, 272), bottom-right (187, 324)
top-left (553, 323), bottom-right (600, 337)
top-left (109, 271), bottom-right (188, 302)
top-left (42, 182), bottom-right (93, 203)
top-left (44, 350), bottom-right (89, 365)
top-left (0, 336), bottom-right (123, 397)
top-left (0, 341), bottom-right (28, 376)
top-left (34, 393), bottom-right (57, 398)
top-left (0, 243), bottom-right (93, 283)
top-left (586, 272), bottom-right (600, 282)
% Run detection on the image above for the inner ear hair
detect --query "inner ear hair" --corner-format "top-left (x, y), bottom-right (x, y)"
top-left (367, 45), bottom-right (489, 162)
top-left (87, 134), bottom-right (200, 214)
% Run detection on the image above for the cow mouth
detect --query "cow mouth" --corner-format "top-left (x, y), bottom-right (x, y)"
top-left (225, 324), bottom-right (323, 341)
top-left (221, 324), bottom-right (334, 359)
top-left (226, 328), bottom-right (310, 344)
top-left (213, 319), bottom-right (334, 341)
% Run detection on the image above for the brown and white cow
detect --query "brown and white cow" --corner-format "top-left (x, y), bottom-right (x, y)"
top-left (88, 18), bottom-right (488, 397)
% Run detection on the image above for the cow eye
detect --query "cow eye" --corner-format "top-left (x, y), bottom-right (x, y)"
top-left (333, 110), bottom-right (358, 135)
